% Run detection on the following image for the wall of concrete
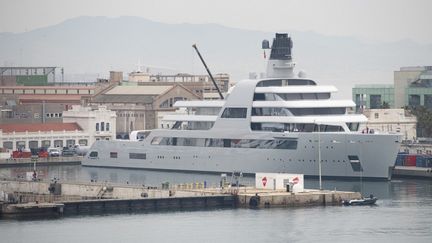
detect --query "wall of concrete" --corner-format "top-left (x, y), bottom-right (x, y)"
top-left (0, 180), bottom-right (207, 200)
top-left (237, 190), bottom-right (361, 207)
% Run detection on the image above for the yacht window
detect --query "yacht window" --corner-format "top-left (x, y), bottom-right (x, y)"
top-left (257, 79), bottom-right (282, 87)
top-left (195, 107), bottom-right (221, 115)
top-left (288, 79), bottom-right (316, 85)
top-left (89, 151), bottom-right (98, 158)
top-left (321, 125), bottom-right (343, 132)
top-left (129, 153), bottom-right (146, 159)
top-left (278, 93), bottom-right (301, 100)
top-left (176, 137), bottom-right (206, 146)
top-left (110, 152), bottom-right (118, 158)
top-left (221, 108), bottom-right (247, 118)
top-left (303, 124), bottom-right (315, 132)
top-left (205, 138), bottom-right (224, 147)
top-left (186, 121), bottom-right (214, 130)
top-left (347, 123), bottom-right (360, 131)
top-left (302, 93), bottom-right (316, 99)
top-left (252, 108), bottom-right (292, 116)
top-left (317, 93), bottom-right (331, 99)
top-left (290, 107), bottom-right (346, 116)
top-left (253, 93), bottom-right (266, 101)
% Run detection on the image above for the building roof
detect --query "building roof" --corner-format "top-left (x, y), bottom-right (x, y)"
top-left (0, 122), bottom-right (82, 133)
top-left (18, 95), bottom-right (83, 102)
top-left (353, 84), bottom-right (394, 89)
top-left (3, 86), bottom-right (94, 90)
top-left (106, 86), bottom-right (172, 95)
top-left (92, 94), bottom-right (154, 104)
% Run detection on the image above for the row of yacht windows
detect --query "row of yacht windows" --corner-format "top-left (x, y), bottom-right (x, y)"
top-left (251, 123), bottom-right (358, 132)
top-left (171, 121), bottom-right (214, 130)
top-left (151, 137), bottom-right (298, 150)
top-left (256, 79), bottom-right (316, 87)
top-left (89, 151), bottom-right (147, 160)
top-left (218, 106), bottom-right (346, 119)
top-left (252, 107), bottom-right (346, 116)
top-left (167, 121), bottom-right (359, 133)
top-left (189, 104), bottom-right (346, 121)
top-left (253, 93), bottom-right (330, 101)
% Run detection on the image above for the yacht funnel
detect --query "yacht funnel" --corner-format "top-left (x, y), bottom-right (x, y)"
top-left (265, 33), bottom-right (296, 79)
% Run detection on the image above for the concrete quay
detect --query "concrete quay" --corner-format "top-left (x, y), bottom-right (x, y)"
top-left (1, 202), bottom-right (64, 219)
top-left (0, 179), bottom-right (362, 219)
top-left (0, 179), bottom-right (236, 218)
top-left (238, 189), bottom-right (361, 208)
top-left (0, 156), bottom-right (81, 168)
top-left (185, 187), bottom-right (362, 208)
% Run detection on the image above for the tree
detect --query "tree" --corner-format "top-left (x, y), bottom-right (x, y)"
top-left (408, 106), bottom-right (432, 138)
top-left (381, 101), bottom-right (390, 109)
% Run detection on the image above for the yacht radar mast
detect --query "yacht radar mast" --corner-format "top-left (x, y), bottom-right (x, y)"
top-left (263, 33), bottom-right (296, 79)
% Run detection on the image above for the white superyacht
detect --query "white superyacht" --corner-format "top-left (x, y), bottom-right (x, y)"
top-left (83, 33), bottom-right (401, 180)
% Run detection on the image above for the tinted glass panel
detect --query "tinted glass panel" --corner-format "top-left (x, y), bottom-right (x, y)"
top-left (89, 151), bottom-right (98, 158)
top-left (317, 93), bottom-right (331, 99)
top-left (251, 122), bottom-right (343, 133)
top-left (255, 92), bottom-right (330, 101)
top-left (257, 79), bottom-right (316, 87)
top-left (129, 153), bottom-right (146, 159)
top-left (301, 93), bottom-right (316, 99)
top-left (151, 137), bottom-right (297, 150)
top-left (221, 108), bottom-right (247, 118)
top-left (347, 123), bottom-right (360, 131)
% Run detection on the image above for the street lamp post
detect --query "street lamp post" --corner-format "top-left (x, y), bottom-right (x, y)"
top-left (318, 123), bottom-right (322, 190)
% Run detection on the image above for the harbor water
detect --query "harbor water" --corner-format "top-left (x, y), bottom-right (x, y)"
top-left (1, 165), bottom-right (432, 242)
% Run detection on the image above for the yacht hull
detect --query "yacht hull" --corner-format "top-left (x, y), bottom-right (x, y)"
top-left (82, 133), bottom-right (401, 180)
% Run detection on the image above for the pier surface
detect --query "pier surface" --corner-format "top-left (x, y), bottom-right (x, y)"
top-left (0, 156), bottom-right (81, 168)
top-left (0, 179), bottom-right (361, 219)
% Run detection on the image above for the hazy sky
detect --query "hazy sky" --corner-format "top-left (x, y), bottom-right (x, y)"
top-left (0, 0), bottom-right (431, 43)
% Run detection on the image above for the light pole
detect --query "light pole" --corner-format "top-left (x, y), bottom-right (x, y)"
top-left (317, 122), bottom-right (322, 190)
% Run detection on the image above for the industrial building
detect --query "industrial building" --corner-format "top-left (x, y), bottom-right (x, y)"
top-left (0, 67), bottom-right (64, 86)
top-left (89, 84), bottom-right (201, 138)
top-left (127, 72), bottom-right (230, 97)
top-left (360, 109), bottom-right (417, 141)
top-left (0, 106), bottom-right (116, 152)
top-left (353, 66), bottom-right (432, 109)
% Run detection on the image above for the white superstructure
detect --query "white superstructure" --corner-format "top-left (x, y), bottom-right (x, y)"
top-left (82, 33), bottom-right (401, 179)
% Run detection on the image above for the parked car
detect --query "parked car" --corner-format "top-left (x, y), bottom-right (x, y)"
top-left (48, 148), bottom-right (60, 157)
top-left (61, 147), bottom-right (76, 157)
